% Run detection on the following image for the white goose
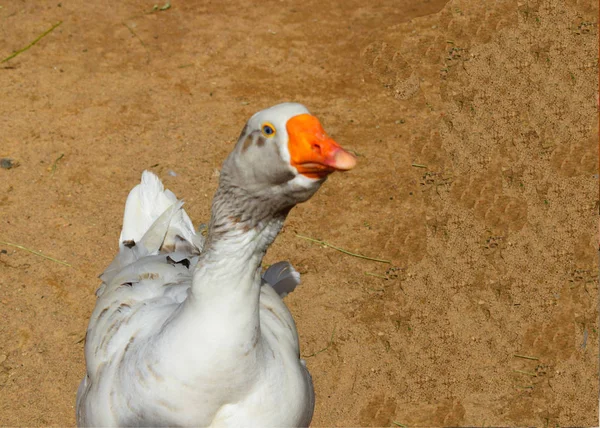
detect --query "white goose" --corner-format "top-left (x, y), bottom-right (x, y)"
top-left (76, 103), bottom-right (356, 427)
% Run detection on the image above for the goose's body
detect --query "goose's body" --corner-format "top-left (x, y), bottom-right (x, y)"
top-left (76, 103), bottom-right (356, 427)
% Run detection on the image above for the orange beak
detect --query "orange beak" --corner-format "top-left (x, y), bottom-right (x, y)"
top-left (286, 114), bottom-right (357, 179)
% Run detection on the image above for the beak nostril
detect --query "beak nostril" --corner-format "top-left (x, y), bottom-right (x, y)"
top-left (312, 143), bottom-right (321, 152)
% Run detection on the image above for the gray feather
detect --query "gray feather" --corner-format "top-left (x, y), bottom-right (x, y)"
top-left (262, 261), bottom-right (301, 298)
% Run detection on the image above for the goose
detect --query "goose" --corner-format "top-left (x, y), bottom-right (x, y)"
top-left (76, 102), bottom-right (356, 427)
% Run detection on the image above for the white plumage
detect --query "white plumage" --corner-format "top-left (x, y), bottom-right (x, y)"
top-left (77, 103), bottom-right (356, 427)
top-left (77, 171), bottom-right (312, 427)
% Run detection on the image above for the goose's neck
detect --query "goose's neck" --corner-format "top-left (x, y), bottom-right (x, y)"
top-left (190, 184), bottom-right (291, 300)
top-left (192, 215), bottom-right (286, 293)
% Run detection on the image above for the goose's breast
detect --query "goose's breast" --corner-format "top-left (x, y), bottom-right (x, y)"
top-left (224, 284), bottom-right (315, 426)
top-left (211, 342), bottom-right (314, 427)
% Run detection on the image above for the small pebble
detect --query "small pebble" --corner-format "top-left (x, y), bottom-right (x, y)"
top-left (1, 158), bottom-right (15, 169)
top-left (168, 170), bottom-right (177, 177)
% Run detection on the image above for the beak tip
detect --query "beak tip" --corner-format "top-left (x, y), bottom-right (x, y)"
top-left (333, 149), bottom-right (357, 171)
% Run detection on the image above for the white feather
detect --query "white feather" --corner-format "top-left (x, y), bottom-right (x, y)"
top-left (78, 169), bottom-right (313, 427)
top-left (119, 171), bottom-right (201, 252)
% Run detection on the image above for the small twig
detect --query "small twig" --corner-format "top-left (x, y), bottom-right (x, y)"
top-left (411, 163), bottom-right (427, 168)
top-left (149, 1), bottom-right (171, 13)
top-left (303, 326), bottom-right (336, 358)
top-left (122, 22), bottom-right (150, 63)
top-left (513, 354), bottom-right (539, 361)
top-left (0, 241), bottom-right (72, 267)
top-left (2, 21), bottom-right (63, 64)
top-left (50, 153), bottom-right (64, 176)
top-left (365, 271), bottom-right (387, 279)
top-left (123, 22), bottom-right (146, 48)
top-left (295, 234), bottom-right (391, 264)
top-left (513, 369), bottom-right (537, 377)
top-left (392, 422), bottom-right (408, 428)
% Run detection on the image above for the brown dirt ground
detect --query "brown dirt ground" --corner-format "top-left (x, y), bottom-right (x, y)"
top-left (0, 0), bottom-right (598, 426)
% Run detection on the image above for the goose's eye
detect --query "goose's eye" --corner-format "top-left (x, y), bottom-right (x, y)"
top-left (261, 123), bottom-right (276, 137)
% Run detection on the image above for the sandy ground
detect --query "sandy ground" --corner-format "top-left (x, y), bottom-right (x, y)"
top-left (0, 0), bottom-right (598, 426)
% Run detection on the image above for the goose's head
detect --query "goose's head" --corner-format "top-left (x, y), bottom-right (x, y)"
top-left (220, 103), bottom-right (356, 210)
